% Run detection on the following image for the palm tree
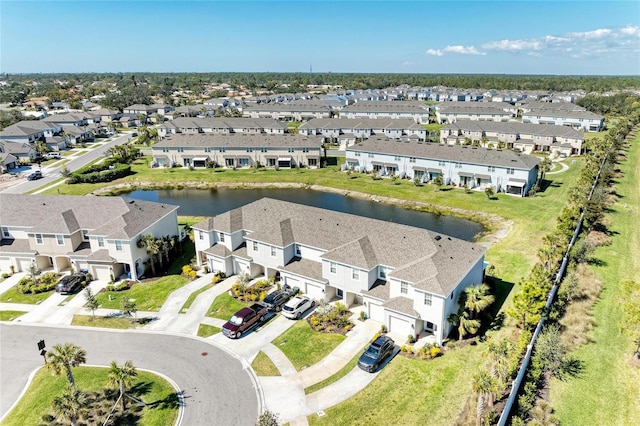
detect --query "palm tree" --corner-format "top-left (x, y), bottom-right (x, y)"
top-left (141, 234), bottom-right (160, 275)
top-left (471, 370), bottom-right (499, 410)
top-left (464, 284), bottom-right (495, 319)
top-left (107, 360), bottom-right (138, 412)
top-left (51, 387), bottom-right (87, 426)
top-left (47, 343), bottom-right (87, 389)
top-left (447, 310), bottom-right (480, 341)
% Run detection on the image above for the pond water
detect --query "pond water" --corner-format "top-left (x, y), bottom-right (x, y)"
top-left (124, 187), bottom-right (485, 241)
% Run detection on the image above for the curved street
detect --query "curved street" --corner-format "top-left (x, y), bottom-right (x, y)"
top-left (0, 323), bottom-right (259, 425)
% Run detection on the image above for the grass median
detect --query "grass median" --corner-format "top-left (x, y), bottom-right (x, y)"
top-left (94, 275), bottom-right (188, 311)
top-left (272, 320), bottom-right (345, 371)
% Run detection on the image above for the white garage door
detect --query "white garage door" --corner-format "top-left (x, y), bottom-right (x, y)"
top-left (367, 301), bottom-right (385, 322)
top-left (0, 257), bottom-right (11, 273)
top-left (92, 265), bottom-right (111, 281)
top-left (304, 281), bottom-right (324, 300)
top-left (16, 258), bottom-right (32, 272)
top-left (388, 315), bottom-right (413, 337)
top-left (234, 259), bottom-right (250, 275)
top-left (209, 258), bottom-right (223, 274)
top-left (284, 276), bottom-right (299, 288)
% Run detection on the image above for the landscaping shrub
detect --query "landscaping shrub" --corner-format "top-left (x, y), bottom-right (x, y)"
top-left (181, 265), bottom-right (197, 280)
top-left (307, 304), bottom-right (354, 334)
top-left (67, 160), bottom-right (131, 184)
top-left (17, 272), bottom-right (60, 294)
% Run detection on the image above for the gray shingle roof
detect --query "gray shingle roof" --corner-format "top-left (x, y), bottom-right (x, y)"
top-left (299, 117), bottom-right (424, 131)
top-left (349, 138), bottom-right (541, 170)
top-left (195, 198), bottom-right (485, 297)
top-left (0, 194), bottom-right (178, 239)
top-left (443, 120), bottom-right (583, 139)
top-left (153, 133), bottom-right (322, 149)
top-left (341, 101), bottom-right (429, 113)
top-left (383, 296), bottom-right (419, 316)
top-left (165, 117), bottom-right (287, 131)
top-left (279, 257), bottom-right (326, 282)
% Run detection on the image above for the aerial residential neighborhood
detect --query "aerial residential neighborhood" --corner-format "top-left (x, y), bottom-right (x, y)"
top-left (0, 1), bottom-right (639, 426)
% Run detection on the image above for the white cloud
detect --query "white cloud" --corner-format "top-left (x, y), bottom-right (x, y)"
top-left (402, 61), bottom-right (415, 66)
top-left (426, 45), bottom-right (485, 56)
top-left (482, 39), bottom-right (542, 51)
top-left (620, 25), bottom-right (640, 36)
top-left (569, 28), bottom-right (612, 39)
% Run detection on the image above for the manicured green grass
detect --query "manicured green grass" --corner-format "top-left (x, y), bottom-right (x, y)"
top-left (308, 345), bottom-right (484, 425)
top-left (0, 310), bottom-right (27, 321)
top-left (1, 366), bottom-right (178, 426)
top-left (272, 321), bottom-right (345, 371)
top-left (94, 275), bottom-right (188, 311)
top-left (304, 350), bottom-right (362, 394)
top-left (71, 315), bottom-right (133, 329)
top-left (205, 292), bottom-right (246, 320)
top-left (0, 287), bottom-right (54, 304)
top-left (181, 282), bottom-right (215, 312)
top-left (251, 351), bottom-right (281, 376)
top-left (549, 132), bottom-right (640, 425)
top-left (197, 323), bottom-right (221, 337)
top-left (166, 239), bottom-right (196, 275)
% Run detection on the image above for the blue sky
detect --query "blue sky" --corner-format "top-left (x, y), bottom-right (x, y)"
top-left (1, 1), bottom-right (639, 75)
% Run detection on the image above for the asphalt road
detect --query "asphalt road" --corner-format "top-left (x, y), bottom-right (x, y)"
top-left (0, 323), bottom-right (259, 425)
top-left (1, 132), bottom-right (134, 194)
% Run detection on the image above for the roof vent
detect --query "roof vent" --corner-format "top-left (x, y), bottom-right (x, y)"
top-left (434, 235), bottom-right (442, 241)
top-left (128, 200), bottom-right (135, 204)
top-left (447, 237), bottom-right (451, 240)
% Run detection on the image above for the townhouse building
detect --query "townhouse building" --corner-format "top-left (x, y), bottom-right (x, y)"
top-left (441, 120), bottom-right (584, 155)
top-left (193, 198), bottom-right (486, 344)
top-left (435, 104), bottom-right (515, 124)
top-left (345, 137), bottom-right (540, 196)
top-left (522, 109), bottom-right (604, 132)
top-left (158, 117), bottom-right (287, 138)
top-left (151, 133), bottom-right (323, 169)
top-left (298, 117), bottom-right (427, 147)
top-left (243, 101), bottom-right (333, 121)
top-left (0, 194), bottom-right (179, 281)
top-left (339, 101), bottom-right (430, 123)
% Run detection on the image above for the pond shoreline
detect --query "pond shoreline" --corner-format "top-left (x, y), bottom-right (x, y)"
top-left (92, 180), bottom-right (509, 247)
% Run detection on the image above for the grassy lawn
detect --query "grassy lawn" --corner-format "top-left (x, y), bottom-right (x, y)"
top-left (272, 321), bottom-right (345, 371)
top-left (71, 314), bottom-right (133, 329)
top-left (304, 350), bottom-right (362, 394)
top-left (94, 275), bottom-right (188, 311)
top-left (197, 323), bottom-right (221, 337)
top-left (166, 239), bottom-right (195, 275)
top-left (251, 351), bottom-right (281, 376)
top-left (0, 310), bottom-right (27, 321)
top-left (1, 366), bottom-right (178, 426)
top-left (549, 133), bottom-right (640, 425)
top-left (181, 282), bottom-right (215, 312)
top-left (308, 345), bottom-right (484, 425)
top-left (205, 292), bottom-right (246, 320)
top-left (0, 287), bottom-right (54, 304)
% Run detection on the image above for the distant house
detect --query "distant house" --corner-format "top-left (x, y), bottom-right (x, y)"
top-left (441, 120), bottom-right (584, 155)
top-left (0, 151), bottom-right (18, 171)
top-left (0, 121), bottom-right (60, 144)
top-left (0, 194), bottom-right (179, 281)
top-left (339, 101), bottom-right (430, 123)
top-left (243, 101), bottom-right (333, 121)
top-left (151, 133), bottom-right (323, 169)
top-left (345, 137), bottom-right (540, 196)
top-left (193, 198), bottom-right (487, 344)
top-left (298, 117), bottom-right (427, 148)
top-left (123, 104), bottom-right (174, 118)
top-left (0, 140), bottom-right (37, 162)
top-left (522, 109), bottom-right (604, 132)
top-left (435, 103), bottom-right (515, 124)
top-left (158, 117), bottom-right (287, 138)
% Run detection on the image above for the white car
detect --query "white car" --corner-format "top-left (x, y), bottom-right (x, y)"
top-left (281, 295), bottom-right (315, 319)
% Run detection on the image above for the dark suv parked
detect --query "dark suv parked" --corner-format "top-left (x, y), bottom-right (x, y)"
top-left (358, 335), bottom-right (395, 372)
top-left (262, 284), bottom-right (299, 312)
top-left (55, 273), bottom-right (87, 295)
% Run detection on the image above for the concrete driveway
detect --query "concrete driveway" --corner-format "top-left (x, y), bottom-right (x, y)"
top-left (0, 323), bottom-right (259, 425)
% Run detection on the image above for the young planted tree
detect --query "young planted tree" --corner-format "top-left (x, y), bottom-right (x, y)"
top-left (447, 309), bottom-right (480, 341)
top-left (84, 286), bottom-right (99, 319)
top-left (464, 284), bottom-right (495, 319)
top-left (107, 360), bottom-right (138, 412)
top-left (51, 387), bottom-right (87, 426)
top-left (46, 343), bottom-right (87, 389)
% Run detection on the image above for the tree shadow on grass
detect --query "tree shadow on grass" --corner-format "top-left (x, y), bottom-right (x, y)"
top-left (147, 392), bottom-right (181, 410)
top-left (556, 358), bottom-right (583, 381)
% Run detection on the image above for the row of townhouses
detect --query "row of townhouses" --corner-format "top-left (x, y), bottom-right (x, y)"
top-left (151, 133), bottom-right (323, 169)
top-left (193, 197), bottom-right (487, 344)
top-left (440, 120), bottom-right (584, 155)
top-left (298, 118), bottom-right (428, 144)
top-left (345, 137), bottom-right (540, 196)
top-left (0, 194), bottom-right (180, 282)
top-left (158, 117), bottom-right (288, 138)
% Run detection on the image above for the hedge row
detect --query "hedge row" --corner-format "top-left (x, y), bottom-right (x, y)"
top-left (67, 162), bottom-right (131, 184)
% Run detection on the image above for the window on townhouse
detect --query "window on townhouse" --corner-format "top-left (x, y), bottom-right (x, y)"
top-left (56, 234), bottom-right (64, 246)
top-left (507, 168), bottom-right (515, 175)
top-left (295, 245), bottom-right (301, 256)
top-left (115, 240), bottom-right (123, 251)
top-left (219, 147), bottom-right (226, 152)
top-left (35, 234), bottom-right (43, 245)
top-left (177, 147), bottom-right (184, 152)
top-left (246, 147), bottom-right (253, 152)
top-left (303, 147), bottom-right (309, 153)
top-left (394, 156), bottom-right (401, 161)
top-left (368, 153), bottom-right (374, 158)
top-left (253, 241), bottom-right (258, 251)
top-left (204, 147), bottom-right (212, 152)
top-left (424, 292), bottom-right (433, 306)
top-left (261, 147), bottom-right (268, 152)
top-left (1, 227), bottom-right (9, 238)
top-left (330, 262), bottom-right (336, 274)
top-left (82, 230), bottom-right (89, 241)
top-left (219, 233), bottom-right (225, 242)
top-left (162, 147), bottom-right (169, 152)
top-left (438, 160), bottom-right (446, 166)
top-left (199, 231), bottom-right (204, 240)
top-left (98, 237), bottom-right (105, 247)
top-left (487, 166), bottom-right (496, 172)
top-left (409, 157), bottom-right (416, 163)
top-left (355, 152), bottom-right (360, 157)
top-left (352, 268), bottom-right (359, 280)
top-left (379, 266), bottom-right (387, 279)
top-left (288, 147), bottom-right (295, 153)
top-left (400, 281), bottom-right (408, 294)
top-left (308, 158), bottom-right (317, 166)
top-left (271, 246), bottom-right (276, 257)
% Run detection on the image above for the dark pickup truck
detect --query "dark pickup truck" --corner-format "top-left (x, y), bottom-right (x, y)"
top-left (222, 303), bottom-right (269, 339)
